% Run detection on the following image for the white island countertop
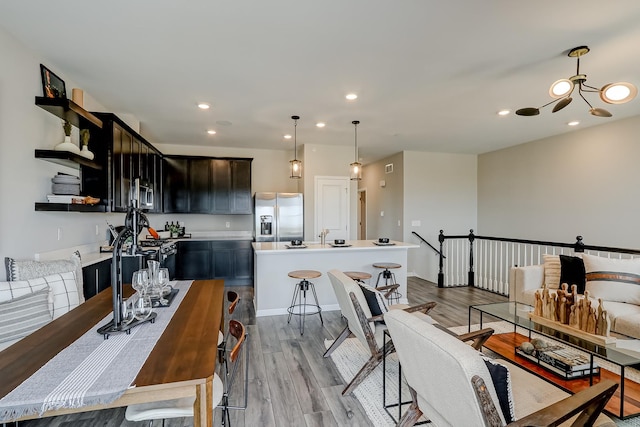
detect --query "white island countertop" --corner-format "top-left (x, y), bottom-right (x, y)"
top-left (252, 240), bottom-right (418, 253)
top-left (253, 239), bottom-right (418, 317)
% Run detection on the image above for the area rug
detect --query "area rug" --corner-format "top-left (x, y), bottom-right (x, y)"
top-left (324, 337), bottom-right (426, 426)
top-left (326, 322), bottom-right (640, 427)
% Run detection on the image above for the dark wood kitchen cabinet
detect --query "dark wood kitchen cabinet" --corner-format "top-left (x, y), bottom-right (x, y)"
top-left (175, 240), bottom-right (253, 286)
top-left (84, 113), bottom-right (163, 213)
top-left (82, 259), bottom-right (111, 300)
top-left (163, 156), bottom-right (252, 214)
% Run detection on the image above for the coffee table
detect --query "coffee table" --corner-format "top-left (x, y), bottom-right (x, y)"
top-left (469, 301), bottom-right (640, 419)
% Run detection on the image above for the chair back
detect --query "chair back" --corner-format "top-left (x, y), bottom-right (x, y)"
top-left (228, 319), bottom-right (246, 363)
top-left (327, 269), bottom-right (375, 348)
top-left (227, 291), bottom-right (239, 315)
top-left (384, 310), bottom-right (504, 427)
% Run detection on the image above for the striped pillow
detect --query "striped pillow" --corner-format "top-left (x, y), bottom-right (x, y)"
top-left (0, 286), bottom-right (52, 344)
top-left (543, 254), bottom-right (561, 288)
top-left (0, 271), bottom-right (79, 319)
top-left (584, 254), bottom-right (640, 304)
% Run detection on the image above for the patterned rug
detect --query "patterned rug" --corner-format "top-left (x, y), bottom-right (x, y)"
top-left (327, 322), bottom-right (640, 426)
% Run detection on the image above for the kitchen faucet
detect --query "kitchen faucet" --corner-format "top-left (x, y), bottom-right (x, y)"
top-left (319, 228), bottom-right (329, 245)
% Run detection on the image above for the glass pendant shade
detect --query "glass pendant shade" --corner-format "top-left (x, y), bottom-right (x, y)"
top-left (350, 161), bottom-right (362, 180)
top-left (350, 120), bottom-right (362, 181)
top-left (290, 159), bottom-right (302, 179)
top-left (289, 115), bottom-right (302, 179)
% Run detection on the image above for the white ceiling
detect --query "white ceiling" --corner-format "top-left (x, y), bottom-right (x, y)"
top-left (2, 1), bottom-right (640, 163)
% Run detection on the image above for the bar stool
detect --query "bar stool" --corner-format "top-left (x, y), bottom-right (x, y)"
top-left (344, 271), bottom-right (372, 284)
top-left (373, 262), bottom-right (402, 305)
top-left (287, 270), bottom-right (323, 335)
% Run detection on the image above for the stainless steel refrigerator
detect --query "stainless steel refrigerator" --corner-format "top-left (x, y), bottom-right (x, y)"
top-left (254, 192), bottom-right (304, 242)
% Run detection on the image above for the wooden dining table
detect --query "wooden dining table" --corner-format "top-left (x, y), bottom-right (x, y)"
top-left (0, 279), bottom-right (225, 426)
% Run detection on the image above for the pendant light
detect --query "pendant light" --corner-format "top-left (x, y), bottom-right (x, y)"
top-left (350, 120), bottom-right (362, 181)
top-left (289, 115), bottom-right (302, 179)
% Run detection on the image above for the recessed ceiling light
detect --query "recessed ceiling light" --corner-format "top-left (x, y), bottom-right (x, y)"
top-left (207, 129), bottom-right (217, 135)
top-left (497, 109), bottom-right (510, 116)
top-left (568, 121), bottom-right (580, 126)
top-left (345, 93), bottom-right (358, 101)
top-left (197, 102), bottom-right (210, 110)
top-left (284, 134), bottom-right (292, 139)
top-left (316, 122), bottom-right (326, 128)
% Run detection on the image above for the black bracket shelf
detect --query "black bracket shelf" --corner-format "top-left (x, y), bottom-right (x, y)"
top-left (35, 149), bottom-right (103, 170)
top-left (35, 96), bottom-right (103, 129)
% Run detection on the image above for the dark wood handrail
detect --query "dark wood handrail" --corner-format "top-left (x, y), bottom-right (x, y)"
top-left (411, 231), bottom-right (445, 258)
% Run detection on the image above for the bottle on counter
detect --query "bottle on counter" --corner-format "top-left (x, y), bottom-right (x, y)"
top-left (164, 221), bottom-right (170, 231)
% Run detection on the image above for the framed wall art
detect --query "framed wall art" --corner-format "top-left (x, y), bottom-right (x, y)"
top-left (40, 64), bottom-right (67, 99)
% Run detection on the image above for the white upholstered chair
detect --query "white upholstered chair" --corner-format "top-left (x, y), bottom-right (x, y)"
top-left (324, 269), bottom-right (438, 395)
top-left (385, 309), bottom-right (618, 427)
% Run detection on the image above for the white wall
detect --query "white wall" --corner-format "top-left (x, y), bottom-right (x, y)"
top-left (478, 115), bottom-right (640, 248)
top-left (301, 143), bottom-right (358, 241)
top-left (0, 26), bottom-right (129, 281)
top-left (403, 151), bottom-right (477, 282)
top-left (360, 153), bottom-right (404, 241)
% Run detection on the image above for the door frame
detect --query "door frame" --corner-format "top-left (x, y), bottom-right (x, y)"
top-left (358, 187), bottom-right (367, 240)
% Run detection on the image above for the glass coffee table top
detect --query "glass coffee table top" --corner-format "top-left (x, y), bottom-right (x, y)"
top-left (471, 301), bottom-right (640, 368)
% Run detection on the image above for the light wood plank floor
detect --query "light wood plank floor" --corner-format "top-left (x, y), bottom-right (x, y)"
top-left (18, 277), bottom-right (506, 427)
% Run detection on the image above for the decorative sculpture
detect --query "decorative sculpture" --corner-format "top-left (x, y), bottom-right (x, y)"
top-left (533, 284), bottom-right (610, 338)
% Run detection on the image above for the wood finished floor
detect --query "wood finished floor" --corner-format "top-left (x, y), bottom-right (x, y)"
top-left (18, 277), bottom-right (506, 427)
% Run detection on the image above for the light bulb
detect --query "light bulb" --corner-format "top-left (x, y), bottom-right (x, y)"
top-left (293, 163), bottom-right (299, 172)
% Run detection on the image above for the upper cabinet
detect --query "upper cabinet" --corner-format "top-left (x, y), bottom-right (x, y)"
top-left (163, 156), bottom-right (252, 215)
top-left (84, 113), bottom-right (163, 213)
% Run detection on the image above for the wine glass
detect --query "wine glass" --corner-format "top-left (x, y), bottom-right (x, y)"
top-left (133, 293), bottom-right (153, 321)
top-left (157, 268), bottom-right (171, 305)
top-left (132, 269), bottom-right (149, 295)
top-left (121, 294), bottom-right (136, 325)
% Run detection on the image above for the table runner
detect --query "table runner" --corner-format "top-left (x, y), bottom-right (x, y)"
top-left (0, 280), bottom-right (192, 422)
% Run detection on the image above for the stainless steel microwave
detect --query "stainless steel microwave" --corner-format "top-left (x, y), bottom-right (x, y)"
top-left (132, 178), bottom-right (154, 209)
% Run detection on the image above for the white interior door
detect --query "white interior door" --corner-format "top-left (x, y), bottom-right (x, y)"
top-left (315, 176), bottom-right (349, 241)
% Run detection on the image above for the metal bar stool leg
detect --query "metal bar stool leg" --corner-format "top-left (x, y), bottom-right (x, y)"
top-left (300, 279), bottom-right (308, 335)
top-left (309, 281), bottom-right (323, 324)
top-left (288, 282), bottom-right (301, 324)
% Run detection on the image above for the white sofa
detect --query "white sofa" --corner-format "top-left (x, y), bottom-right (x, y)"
top-left (509, 253), bottom-right (640, 339)
top-left (385, 309), bottom-right (617, 426)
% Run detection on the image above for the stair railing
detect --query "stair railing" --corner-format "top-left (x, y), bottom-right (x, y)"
top-left (437, 230), bottom-right (640, 295)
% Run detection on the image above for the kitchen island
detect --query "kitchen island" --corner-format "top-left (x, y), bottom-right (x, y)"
top-left (252, 240), bottom-right (418, 317)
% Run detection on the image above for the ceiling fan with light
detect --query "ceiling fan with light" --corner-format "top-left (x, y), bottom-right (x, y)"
top-left (516, 46), bottom-right (637, 118)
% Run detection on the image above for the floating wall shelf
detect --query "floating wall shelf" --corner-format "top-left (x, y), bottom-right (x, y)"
top-left (35, 149), bottom-right (102, 170)
top-left (35, 96), bottom-right (103, 128)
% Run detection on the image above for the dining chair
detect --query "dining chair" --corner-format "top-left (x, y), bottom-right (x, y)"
top-left (124, 319), bottom-right (248, 427)
top-left (218, 291), bottom-right (240, 369)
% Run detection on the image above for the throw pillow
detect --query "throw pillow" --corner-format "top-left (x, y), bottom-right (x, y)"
top-left (0, 286), bottom-right (52, 344)
top-left (542, 254), bottom-right (561, 289)
top-left (5, 251), bottom-right (84, 303)
top-left (559, 255), bottom-right (586, 293)
top-left (583, 253), bottom-right (640, 304)
top-left (358, 283), bottom-right (388, 321)
top-left (0, 271), bottom-right (80, 319)
top-left (483, 358), bottom-right (516, 423)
